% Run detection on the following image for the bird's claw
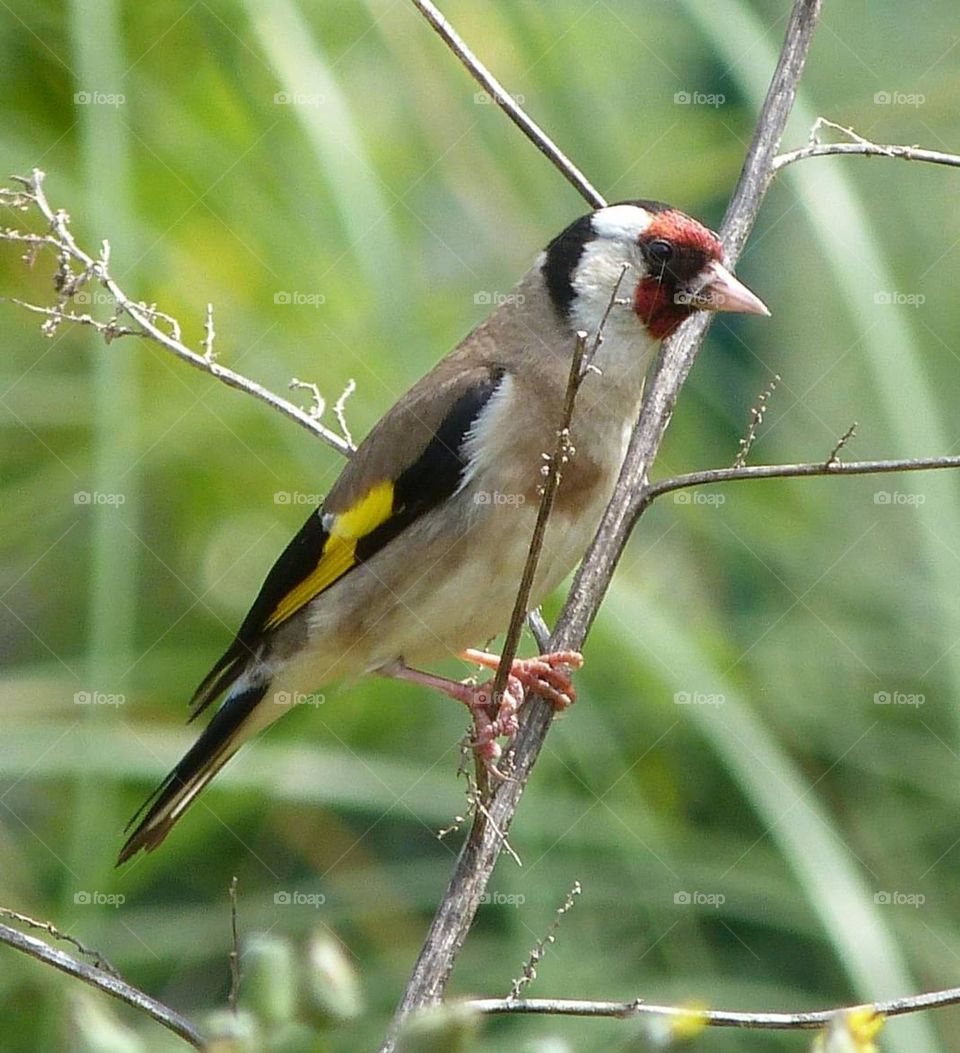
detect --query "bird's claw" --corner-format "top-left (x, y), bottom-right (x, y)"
top-left (461, 650), bottom-right (584, 777)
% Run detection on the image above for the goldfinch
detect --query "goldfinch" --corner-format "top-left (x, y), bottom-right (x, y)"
top-left (119, 200), bottom-right (768, 863)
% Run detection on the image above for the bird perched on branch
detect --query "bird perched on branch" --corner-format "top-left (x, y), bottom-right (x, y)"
top-left (119, 200), bottom-right (768, 863)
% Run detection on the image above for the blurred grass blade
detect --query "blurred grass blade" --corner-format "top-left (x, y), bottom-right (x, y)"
top-left (243, 0), bottom-right (404, 326)
top-left (66, 0), bottom-right (140, 897)
top-left (610, 577), bottom-right (940, 1053)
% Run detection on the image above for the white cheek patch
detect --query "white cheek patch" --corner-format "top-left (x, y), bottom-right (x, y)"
top-left (568, 237), bottom-right (641, 335)
top-left (569, 204), bottom-right (654, 335)
top-left (590, 204), bottom-right (653, 242)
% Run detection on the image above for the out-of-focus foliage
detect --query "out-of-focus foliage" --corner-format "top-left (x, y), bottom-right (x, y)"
top-left (2, 1), bottom-right (960, 1051)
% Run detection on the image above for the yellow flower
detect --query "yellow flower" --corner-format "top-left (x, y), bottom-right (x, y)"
top-left (642, 1004), bottom-right (708, 1046)
top-left (811, 1008), bottom-right (885, 1053)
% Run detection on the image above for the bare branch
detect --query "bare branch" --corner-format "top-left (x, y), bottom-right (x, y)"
top-left (289, 377), bottom-right (326, 419)
top-left (382, 3), bottom-right (824, 1046)
top-left (774, 116), bottom-right (960, 172)
top-left (334, 378), bottom-right (358, 451)
top-left (642, 452), bottom-right (960, 506)
top-left (468, 784), bottom-right (522, 869)
top-left (408, 0), bottom-right (606, 208)
top-left (202, 302), bottom-right (216, 362)
top-left (0, 922), bottom-right (203, 1048)
top-left (826, 421), bottom-right (858, 468)
top-left (461, 988), bottom-right (949, 1029)
top-left (555, 0), bottom-right (823, 643)
top-left (457, 982), bottom-right (956, 1039)
top-left (5, 296), bottom-right (138, 340)
top-left (490, 265), bottom-right (630, 751)
top-left (0, 171), bottom-right (353, 457)
top-left (488, 334), bottom-right (588, 711)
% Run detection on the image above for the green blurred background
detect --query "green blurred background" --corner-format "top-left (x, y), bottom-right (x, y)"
top-left (2, 1), bottom-right (960, 1050)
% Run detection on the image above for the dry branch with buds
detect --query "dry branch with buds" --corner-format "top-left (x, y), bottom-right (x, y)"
top-left (0, 172), bottom-right (354, 457)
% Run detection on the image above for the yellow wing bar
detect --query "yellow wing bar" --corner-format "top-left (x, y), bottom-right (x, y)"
top-left (264, 480), bottom-right (395, 630)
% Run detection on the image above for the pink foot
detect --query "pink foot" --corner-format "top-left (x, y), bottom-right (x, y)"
top-left (460, 649), bottom-right (584, 713)
top-left (380, 650), bottom-right (584, 776)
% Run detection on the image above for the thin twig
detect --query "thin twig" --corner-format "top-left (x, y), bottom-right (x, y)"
top-left (556, 0), bottom-right (824, 644)
top-left (382, 2), bottom-right (824, 1046)
top-left (456, 270), bottom-right (615, 806)
top-left (289, 377), bottom-right (326, 419)
top-left (733, 373), bottom-right (780, 468)
top-left (470, 788), bottom-right (522, 869)
top-left (641, 452), bottom-right (960, 506)
top-left (460, 987), bottom-right (957, 1027)
top-left (826, 422), bottom-right (858, 467)
top-left (5, 296), bottom-right (138, 340)
top-left (490, 263), bottom-right (630, 743)
top-left (202, 302), bottom-right (216, 362)
top-left (774, 117), bottom-right (960, 172)
top-left (0, 923), bottom-right (203, 1048)
top-left (334, 378), bottom-right (357, 451)
top-left (0, 171), bottom-right (353, 457)
top-left (0, 906), bottom-right (118, 977)
top-left (228, 876), bottom-right (240, 1015)
top-left (488, 332), bottom-right (589, 721)
top-left (408, 0), bottom-right (606, 208)
top-left (508, 882), bottom-right (582, 1001)
top-left (526, 608), bottom-right (552, 652)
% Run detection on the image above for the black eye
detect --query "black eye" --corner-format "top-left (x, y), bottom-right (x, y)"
top-left (645, 238), bottom-right (674, 267)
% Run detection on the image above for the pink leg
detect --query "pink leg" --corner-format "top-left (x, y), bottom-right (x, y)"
top-left (379, 660), bottom-right (506, 768)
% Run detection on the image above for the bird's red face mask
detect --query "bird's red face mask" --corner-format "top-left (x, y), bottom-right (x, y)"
top-left (633, 210), bottom-right (768, 339)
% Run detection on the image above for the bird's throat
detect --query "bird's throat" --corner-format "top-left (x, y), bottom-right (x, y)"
top-left (634, 275), bottom-right (693, 340)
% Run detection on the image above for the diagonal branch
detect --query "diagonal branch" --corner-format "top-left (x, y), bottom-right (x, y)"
top-left (0, 922), bottom-right (203, 1048)
top-left (490, 266), bottom-right (629, 723)
top-left (408, 0), bottom-right (606, 208)
top-left (551, 0), bottom-right (822, 647)
top-left (382, 0), bottom-right (824, 1046)
top-left (488, 332), bottom-right (589, 728)
top-left (0, 905), bottom-right (119, 977)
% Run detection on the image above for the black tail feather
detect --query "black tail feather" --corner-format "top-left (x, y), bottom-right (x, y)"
top-left (118, 681), bottom-right (269, 864)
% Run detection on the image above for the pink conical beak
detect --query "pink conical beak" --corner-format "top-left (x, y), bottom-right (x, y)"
top-left (677, 260), bottom-right (770, 316)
